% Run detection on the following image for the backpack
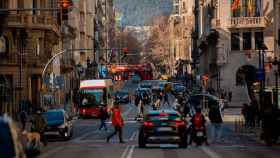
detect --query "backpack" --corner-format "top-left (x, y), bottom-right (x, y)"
top-left (208, 107), bottom-right (223, 123)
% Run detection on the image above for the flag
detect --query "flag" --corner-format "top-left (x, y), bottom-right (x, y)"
top-left (247, 0), bottom-right (254, 16)
top-left (231, 0), bottom-right (241, 11)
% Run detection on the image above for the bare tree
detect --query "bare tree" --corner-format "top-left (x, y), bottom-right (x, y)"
top-left (144, 16), bottom-right (170, 72)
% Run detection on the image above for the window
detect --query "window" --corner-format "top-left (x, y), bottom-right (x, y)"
top-left (255, 32), bottom-right (264, 50)
top-left (0, 0), bottom-right (8, 8)
top-left (33, 0), bottom-right (37, 15)
top-left (231, 33), bottom-right (240, 50)
top-left (231, 0), bottom-right (262, 17)
top-left (243, 32), bottom-right (252, 50)
top-left (173, 5), bottom-right (179, 14)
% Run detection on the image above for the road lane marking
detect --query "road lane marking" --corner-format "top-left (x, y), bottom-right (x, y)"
top-left (120, 145), bottom-right (130, 158)
top-left (39, 146), bottom-right (65, 158)
top-left (129, 131), bottom-right (137, 141)
top-left (126, 145), bottom-right (135, 158)
top-left (72, 139), bottom-right (130, 143)
top-left (201, 146), bottom-right (222, 158)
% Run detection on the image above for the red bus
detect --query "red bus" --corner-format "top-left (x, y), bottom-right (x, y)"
top-left (78, 79), bottom-right (113, 118)
top-left (109, 64), bottom-right (153, 81)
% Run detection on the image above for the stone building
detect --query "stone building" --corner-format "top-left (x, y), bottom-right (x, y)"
top-left (275, 0), bottom-right (280, 58)
top-left (169, 0), bottom-right (193, 77)
top-left (0, 0), bottom-right (61, 113)
top-left (197, 0), bottom-right (275, 105)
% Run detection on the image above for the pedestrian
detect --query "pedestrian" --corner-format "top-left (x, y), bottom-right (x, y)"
top-left (208, 104), bottom-right (223, 143)
top-left (31, 109), bottom-right (48, 146)
top-left (153, 97), bottom-right (161, 110)
top-left (137, 100), bottom-right (144, 118)
top-left (228, 91), bottom-right (232, 102)
top-left (163, 92), bottom-right (170, 106)
top-left (241, 103), bottom-right (249, 127)
top-left (99, 106), bottom-right (109, 131)
top-left (107, 102), bottom-right (124, 143)
top-left (19, 110), bottom-right (27, 131)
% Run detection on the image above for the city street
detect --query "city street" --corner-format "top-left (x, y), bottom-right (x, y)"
top-left (38, 82), bottom-right (280, 158)
top-left (1, 0), bottom-right (280, 158)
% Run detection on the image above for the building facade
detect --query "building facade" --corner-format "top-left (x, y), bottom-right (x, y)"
top-left (169, 0), bottom-right (194, 77)
top-left (0, 0), bottom-right (61, 114)
top-left (197, 0), bottom-right (275, 105)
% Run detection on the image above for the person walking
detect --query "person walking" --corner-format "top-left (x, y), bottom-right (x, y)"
top-left (137, 100), bottom-right (144, 118)
top-left (19, 110), bottom-right (27, 131)
top-left (153, 97), bottom-right (161, 110)
top-left (163, 92), bottom-right (170, 107)
top-left (241, 103), bottom-right (249, 127)
top-left (31, 109), bottom-right (48, 146)
top-left (107, 103), bottom-right (124, 143)
top-left (99, 106), bottom-right (109, 131)
top-left (208, 104), bottom-right (223, 143)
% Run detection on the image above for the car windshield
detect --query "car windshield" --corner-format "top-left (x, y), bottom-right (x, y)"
top-left (44, 111), bottom-right (64, 122)
top-left (0, 121), bottom-right (15, 158)
top-left (80, 89), bottom-right (105, 107)
top-left (146, 113), bottom-right (181, 121)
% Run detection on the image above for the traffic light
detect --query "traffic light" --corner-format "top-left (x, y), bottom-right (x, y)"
top-left (121, 47), bottom-right (128, 59)
top-left (59, 0), bottom-right (73, 21)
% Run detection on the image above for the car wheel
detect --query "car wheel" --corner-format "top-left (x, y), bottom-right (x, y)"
top-left (138, 129), bottom-right (146, 148)
top-left (62, 129), bottom-right (71, 141)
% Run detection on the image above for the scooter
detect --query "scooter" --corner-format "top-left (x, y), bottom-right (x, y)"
top-left (193, 126), bottom-right (206, 146)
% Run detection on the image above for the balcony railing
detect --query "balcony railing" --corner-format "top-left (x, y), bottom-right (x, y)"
top-left (7, 14), bottom-right (59, 35)
top-left (229, 16), bottom-right (267, 28)
top-left (0, 51), bottom-right (50, 66)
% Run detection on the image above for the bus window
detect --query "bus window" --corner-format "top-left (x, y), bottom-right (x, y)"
top-left (80, 89), bottom-right (105, 107)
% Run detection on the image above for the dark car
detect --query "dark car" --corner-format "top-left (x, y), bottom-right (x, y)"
top-left (43, 109), bottom-right (73, 140)
top-left (188, 94), bottom-right (219, 108)
top-left (139, 82), bottom-right (152, 89)
top-left (115, 91), bottom-right (130, 104)
top-left (0, 115), bottom-right (26, 158)
top-left (135, 88), bottom-right (151, 105)
top-left (172, 85), bottom-right (186, 96)
top-left (138, 110), bottom-right (188, 148)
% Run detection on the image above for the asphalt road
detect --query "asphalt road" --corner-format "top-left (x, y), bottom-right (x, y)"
top-left (39, 81), bottom-right (280, 158)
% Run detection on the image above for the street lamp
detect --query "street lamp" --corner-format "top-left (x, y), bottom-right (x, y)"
top-left (272, 57), bottom-right (280, 108)
top-left (256, 41), bottom-right (268, 109)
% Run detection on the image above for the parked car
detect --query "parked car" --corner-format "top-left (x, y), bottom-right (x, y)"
top-left (138, 110), bottom-right (188, 148)
top-left (43, 109), bottom-right (73, 140)
top-left (115, 91), bottom-right (130, 104)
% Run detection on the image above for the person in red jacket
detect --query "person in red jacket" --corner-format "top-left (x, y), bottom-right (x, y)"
top-left (106, 102), bottom-right (124, 143)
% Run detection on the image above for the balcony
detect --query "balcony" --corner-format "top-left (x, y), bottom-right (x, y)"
top-left (0, 50), bottom-right (50, 66)
top-left (7, 14), bottom-right (60, 35)
top-left (228, 16), bottom-right (267, 29)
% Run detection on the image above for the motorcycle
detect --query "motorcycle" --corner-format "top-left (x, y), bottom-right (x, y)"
top-left (192, 126), bottom-right (206, 146)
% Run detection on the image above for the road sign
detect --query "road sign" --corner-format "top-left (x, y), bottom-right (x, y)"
top-left (256, 69), bottom-right (265, 81)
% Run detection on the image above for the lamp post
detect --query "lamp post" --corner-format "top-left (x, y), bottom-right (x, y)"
top-left (273, 58), bottom-right (280, 108)
top-left (256, 41), bottom-right (268, 110)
